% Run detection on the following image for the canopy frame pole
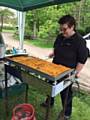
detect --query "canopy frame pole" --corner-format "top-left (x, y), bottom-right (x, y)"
top-left (18, 11), bottom-right (25, 50)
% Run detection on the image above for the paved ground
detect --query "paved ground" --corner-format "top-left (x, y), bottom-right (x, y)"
top-left (2, 32), bottom-right (90, 92)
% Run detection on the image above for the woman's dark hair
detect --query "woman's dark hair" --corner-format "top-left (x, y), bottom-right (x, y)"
top-left (58, 15), bottom-right (76, 29)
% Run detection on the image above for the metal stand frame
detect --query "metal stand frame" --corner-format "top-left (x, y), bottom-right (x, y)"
top-left (4, 64), bottom-right (28, 120)
top-left (4, 59), bottom-right (75, 120)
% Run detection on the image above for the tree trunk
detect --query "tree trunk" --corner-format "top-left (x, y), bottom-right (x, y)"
top-left (37, 19), bottom-right (39, 32)
top-left (32, 10), bottom-right (37, 39)
top-left (77, 0), bottom-right (85, 28)
top-left (33, 20), bottom-right (37, 39)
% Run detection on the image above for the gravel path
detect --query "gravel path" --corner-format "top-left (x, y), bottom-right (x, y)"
top-left (2, 32), bottom-right (90, 92)
top-left (2, 32), bottom-right (52, 58)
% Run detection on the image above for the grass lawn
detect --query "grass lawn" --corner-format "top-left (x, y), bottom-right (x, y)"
top-left (12, 34), bottom-right (53, 48)
top-left (2, 29), bottom-right (15, 33)
top-left (0, 85), bottom-right (89, 120)
top-left (27, 86), bottom-right (90, 120)
top-left (24, 39), bottom-right (54, 48)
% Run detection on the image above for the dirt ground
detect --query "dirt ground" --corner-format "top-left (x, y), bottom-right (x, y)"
top-left (2, 32), bottom-right (90, 92)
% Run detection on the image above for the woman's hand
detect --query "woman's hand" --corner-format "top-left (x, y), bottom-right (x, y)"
top-left (48, 52), bottom-right (54, 58)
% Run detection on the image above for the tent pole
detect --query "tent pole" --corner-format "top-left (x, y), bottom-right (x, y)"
top-left (18, 11), bottom-right (25, 50)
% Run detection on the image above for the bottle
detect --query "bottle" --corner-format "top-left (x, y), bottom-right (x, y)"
top-left (13, 47), bottom-right (17, 54)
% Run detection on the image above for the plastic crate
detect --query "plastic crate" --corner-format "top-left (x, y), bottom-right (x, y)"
top-left (0, 83), bottom-right (28, 120)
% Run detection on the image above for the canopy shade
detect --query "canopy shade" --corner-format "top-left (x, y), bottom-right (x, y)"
top-left (0, 0), bottom-right (81, 11)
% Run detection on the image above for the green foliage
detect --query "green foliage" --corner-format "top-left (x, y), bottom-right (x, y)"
top-left (0, 8), bottom-right (16, 32)
top-left (25, 3), bottom-right (75, 44)
top-left (85, 26), bottom-right (90, 34)
top-left (77, 27), bottom-right (86, 36)
top-left (25, 0), bottom-right (90, 46)
top-left (0, 8), bottom-right (15, 23)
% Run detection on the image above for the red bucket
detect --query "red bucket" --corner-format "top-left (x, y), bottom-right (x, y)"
top-left (11, 104), bottom-right (36, 120)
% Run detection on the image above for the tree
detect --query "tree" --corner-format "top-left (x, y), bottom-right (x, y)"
top-left (25, 0), bottom-right (90, 42)
top-left (0, 8), bottom-right (14, 32)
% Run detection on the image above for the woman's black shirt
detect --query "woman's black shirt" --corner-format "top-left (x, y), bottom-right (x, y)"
top-left (53, 32), bottom-right (88, 68)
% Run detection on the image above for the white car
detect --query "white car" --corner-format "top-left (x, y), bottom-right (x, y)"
top-left (83, 33), bottom-right (90, 56)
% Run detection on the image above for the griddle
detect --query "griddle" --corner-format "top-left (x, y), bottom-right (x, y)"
top-left (5, 55), bottom-right (74, 81)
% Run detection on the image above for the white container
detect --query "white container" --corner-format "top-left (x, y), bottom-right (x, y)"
top-left (0, 45), bottom-right (5, 58)
top-left (0, 34), bottom-right (5, 59)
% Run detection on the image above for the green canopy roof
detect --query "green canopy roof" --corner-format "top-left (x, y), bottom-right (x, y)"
top-left (0, 0), bottom-right (81, 11)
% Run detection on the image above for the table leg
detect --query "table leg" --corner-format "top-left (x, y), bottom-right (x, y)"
top-left (5, 64), bottom-right (8, 120)
top-left (44, 95), bottom-right (51, 120)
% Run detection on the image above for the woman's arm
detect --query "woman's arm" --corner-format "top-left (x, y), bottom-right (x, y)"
top-left (75, 62), bottom-right (85, 77)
